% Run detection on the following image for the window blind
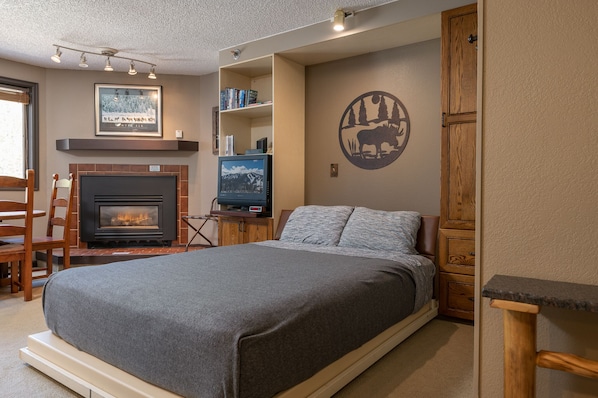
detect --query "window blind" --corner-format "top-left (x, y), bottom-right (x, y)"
top-left (0, 86), bottom-right (29, 104)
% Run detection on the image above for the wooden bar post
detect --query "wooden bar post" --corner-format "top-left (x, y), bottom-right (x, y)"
top-left (503, 309), bottom-right (537, 397)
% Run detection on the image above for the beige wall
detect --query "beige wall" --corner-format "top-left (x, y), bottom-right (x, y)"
top-left (478, 0), bottom-right (598, 396)
top-left (305, 39), bottom-right (440, 215)
top-left (0, 58), bottom-right (219, 240)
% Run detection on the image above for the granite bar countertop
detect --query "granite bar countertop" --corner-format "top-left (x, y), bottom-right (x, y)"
top-left (482, 275), bottom-right (598, 313)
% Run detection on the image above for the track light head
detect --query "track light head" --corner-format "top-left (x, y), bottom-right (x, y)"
top-left (128, 61), bottom-right (137, 75)
top-left (104, 57), bottom-right (113, 71)
top-left (51, 47), bottom-right (62, 63)
top-left (79, 53), bottom-right (88, 68)
top-left (332, 9), bottom-right (354, 32)
top-left (148, 66), bottom-right (157, 79)
top-left (333, 9), bottom-right (345, 31)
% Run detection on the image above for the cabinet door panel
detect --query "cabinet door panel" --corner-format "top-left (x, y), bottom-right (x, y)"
top-left (442, 3), bottom-right (477, 116)
top-left (439, 272), bottom-right (474, 320)
top-left (244, 218), bottom-right (273, 243)
top-left (219, 218), bottom-right (242, 246)
top-left (441, 3), bottom-right (477, 230)
top-left (441, 120), bottom-right (476, 229)
top-left (439, 229), bottom-right (475, 274)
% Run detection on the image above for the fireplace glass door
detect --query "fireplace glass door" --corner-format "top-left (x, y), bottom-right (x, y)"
top-left (99, 205), bottom-right (159, 229)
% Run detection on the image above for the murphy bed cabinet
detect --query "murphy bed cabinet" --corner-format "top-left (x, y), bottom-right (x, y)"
top-left (218, 54), bottom-right (305, 245)
top-left (439, 3), bottom-right (477, 321)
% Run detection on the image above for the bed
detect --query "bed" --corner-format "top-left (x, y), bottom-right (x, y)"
top-left (20, 205), bottom-right (440, 398)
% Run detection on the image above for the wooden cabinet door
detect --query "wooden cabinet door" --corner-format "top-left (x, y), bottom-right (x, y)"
top-left (218, 217), bottom-right (243, 246)
top-left (243, 218), bottom-right (273, 243)
top-left (440, 3), bottom-right (477, 230)
top-left (439, 272), bottom-right (475, 320)
top-left (218, 216), bottom-right (273, 246)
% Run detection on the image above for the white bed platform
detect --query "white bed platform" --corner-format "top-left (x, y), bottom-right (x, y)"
top-left (20, 300), bottom-right (438, 398)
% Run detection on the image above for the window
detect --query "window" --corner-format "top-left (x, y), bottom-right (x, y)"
top-left (0, 77), bottom-right (38, 188)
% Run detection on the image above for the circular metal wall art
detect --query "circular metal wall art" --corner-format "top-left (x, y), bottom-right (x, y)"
top-left (338, 91), bottom-right (410, 170)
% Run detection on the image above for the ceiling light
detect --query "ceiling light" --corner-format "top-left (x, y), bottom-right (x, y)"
top-left (332, 9), bottom-right (354, 32)
top-left (51, 47), bottom-right (62, 63)
top-left (51, 44), bottom-right (156, 78)
top-left (333, 9), bottom-right (345, 31)
top-left (79, 53), bottom-right (88, 68)
top-left (128, 61), bottom-right (137, 75)
top-left (104, 57), bottom-right (113, 71)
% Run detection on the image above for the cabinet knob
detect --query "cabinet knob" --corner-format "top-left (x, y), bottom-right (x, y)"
top-left (468, 252), bottom-right (475, 257)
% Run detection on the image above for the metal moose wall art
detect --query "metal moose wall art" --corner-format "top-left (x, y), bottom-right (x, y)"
top-left (338, 91), bottom-right (410, 170)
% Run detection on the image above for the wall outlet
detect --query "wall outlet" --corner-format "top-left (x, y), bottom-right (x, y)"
top-left (149, 165), bottom-right (161, 172)
top-left (175, 130), bottom-right (183, 139)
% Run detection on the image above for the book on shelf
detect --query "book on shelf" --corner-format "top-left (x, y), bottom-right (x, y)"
top-left (219, 88), bottom-right (259, 110)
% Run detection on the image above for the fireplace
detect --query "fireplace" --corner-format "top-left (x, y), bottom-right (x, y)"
top-left (80, 175), bottom-right (177, 247)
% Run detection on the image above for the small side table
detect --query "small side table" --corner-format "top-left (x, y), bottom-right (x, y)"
top-left (482, 275), bottom-right (598, 397)
top-left (181, 214), bottom-right (218, 250)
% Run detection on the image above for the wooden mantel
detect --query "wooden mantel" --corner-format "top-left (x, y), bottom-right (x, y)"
top-left (56, 138), bottom-right (198, 152)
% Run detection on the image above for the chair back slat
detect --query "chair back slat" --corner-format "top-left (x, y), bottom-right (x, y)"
top-left (45, 173), bottom-right (74, 239)
top-left (0, 175), bottom-right (30, 189)
top-left (0, 224), bottom-right (27, 236)
top-left (50, 217), bottom-right (66, 227)
top-left (0, 201), bottom-right (28, 212)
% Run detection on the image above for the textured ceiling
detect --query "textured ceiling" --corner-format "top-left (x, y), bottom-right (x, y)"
top-left (0, 0), bottom-right (395, 76)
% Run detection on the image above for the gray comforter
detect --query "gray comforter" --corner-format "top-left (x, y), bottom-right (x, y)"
top-left (43, 243), bottom-right (433, 398)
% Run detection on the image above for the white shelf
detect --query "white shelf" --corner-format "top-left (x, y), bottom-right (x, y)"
top-left (220, 103), bottom-right (272, 119)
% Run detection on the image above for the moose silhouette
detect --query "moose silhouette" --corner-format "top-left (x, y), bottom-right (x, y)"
top-left (357, 123), bottom-right (404, 159)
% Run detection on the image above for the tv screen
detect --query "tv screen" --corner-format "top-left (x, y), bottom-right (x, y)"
top-left (217, 154), bottom-right (272, 212)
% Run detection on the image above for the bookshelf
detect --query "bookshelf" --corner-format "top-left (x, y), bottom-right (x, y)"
top-left (218, 54), bottom-right (305, 231)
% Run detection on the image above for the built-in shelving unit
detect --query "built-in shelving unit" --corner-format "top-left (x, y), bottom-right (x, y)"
top-left (56, 139), bottom-right (198, 152)
top-left (218, 54), bottom-right (305, 229)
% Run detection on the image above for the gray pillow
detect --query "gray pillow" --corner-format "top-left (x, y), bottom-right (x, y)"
top-left (338, 207), bottom-right (421, 254)
top-left (280, 205), bottom-right (354, 245)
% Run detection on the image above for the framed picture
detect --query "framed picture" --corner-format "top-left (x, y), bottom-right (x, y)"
top-left (212, 106), bottom-right (219, 155)
top-left (95, 84), bottom-right (162, 137)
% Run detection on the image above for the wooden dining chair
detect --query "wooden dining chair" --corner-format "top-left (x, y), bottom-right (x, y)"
top-left (4, 173), bottom-right (74, 278)
top-left (0, 169), bottom-right (35, 301)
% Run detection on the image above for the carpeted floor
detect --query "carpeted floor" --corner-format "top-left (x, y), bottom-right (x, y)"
top-left (0, 280), bottom-right (473, 398)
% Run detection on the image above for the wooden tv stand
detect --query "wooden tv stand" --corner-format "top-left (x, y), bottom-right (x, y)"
top-left (216, 212), bottom-right (273, 246)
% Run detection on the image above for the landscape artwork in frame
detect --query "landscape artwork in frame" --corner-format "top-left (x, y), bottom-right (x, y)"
top-left (95, 84), bottom-right (162, 137)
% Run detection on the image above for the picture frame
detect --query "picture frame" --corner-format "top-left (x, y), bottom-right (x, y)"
top-left (95, 84), bottom-right (162, 137)
top-left (212, 106), bottom-right (219, 155)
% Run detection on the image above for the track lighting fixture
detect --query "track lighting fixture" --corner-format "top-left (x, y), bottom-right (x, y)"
top-left (51, 47), bottom-right (62, 63)
top-left (332, 9), bottom-right (354, 32)
top-left (50, 44), bottom-right (157, 79)
top-left (79, 53), bottom-right (88, 68)
top-left (128, 61), bottom-right (137, 75)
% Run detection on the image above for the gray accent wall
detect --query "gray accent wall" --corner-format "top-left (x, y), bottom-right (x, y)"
top-left (305, 39), bottom-right (441, 215)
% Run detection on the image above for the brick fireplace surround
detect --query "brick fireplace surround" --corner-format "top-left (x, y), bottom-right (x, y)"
top-left (69, 163), bottom-right (189, 249)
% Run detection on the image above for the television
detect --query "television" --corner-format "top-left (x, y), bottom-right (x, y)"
top-left (217, 154), bottom-right (272, 214)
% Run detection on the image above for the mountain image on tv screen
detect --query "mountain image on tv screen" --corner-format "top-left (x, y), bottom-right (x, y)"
top-left (220, 159), bottom-right (264, 194)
